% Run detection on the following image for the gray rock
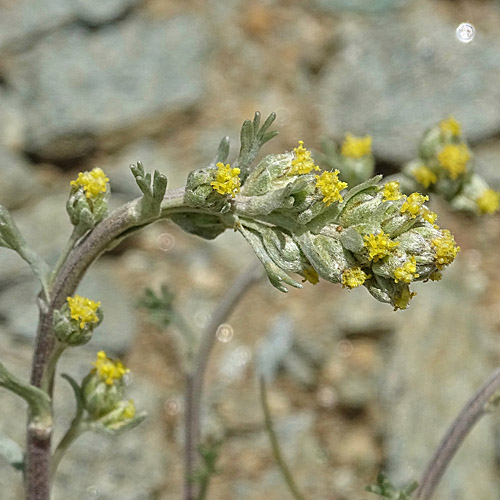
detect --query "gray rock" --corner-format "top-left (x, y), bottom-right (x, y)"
top-left (7, 14), bottom-right (210, 162)
top-left (0, 0), bottom-right (73, 53)
top-left (312, 0), bottom-right (411, 14)
top-left (73, 0), bottom-right (140, 27)
top-left (0, 143), bottom-right (37, 209)
top-left (317, 0), bottom-right (500, 163)
top-left (0, 90), bottom-right (26, 150)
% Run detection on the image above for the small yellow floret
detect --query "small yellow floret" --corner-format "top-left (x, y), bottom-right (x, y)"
top-left (437, 144), bottom-right (470, 180)
top-left (439, 117), bottom-right (462, 137)
top-left (290, 141), bottom-right (320, 175)
top-left (422, 208), bottom-right (438, 225)
top-left (431, 229), bottom-right (460, 269)
top-left (394, 256), bottom-right (420, 283)
top-left (123, 399), bottom-right (136, 420)
top-left (315, 170), bottom-right (348, 206)
top-left (412, 164), bottom-right (437, 189)
top-left (302, 267), bottom-right (319, 285)
top-left (363, 231), bottom-right (399, 262)
top-left (92, 351), bottom-right (129, 386)
top-left (393, 288), bottom-right (416, 311)
top-left (341, 267), bottom-right (371, 288)
top-left (476, 188), bottom-right (500, 215)
top-left (70, 167), bottom-right (109, 199)
top-left (67, 295), bottom-right (100, 329)
top-left (382, 181), bottom-right (403, 202)
top-left (341, 133), bottom-right (372, 159)
top-left (400, 192), bottom-right (429, 219)
top-left (429, 271), bottom-right (442, 281)
top-left (211, 162), bottom-right (241, 197)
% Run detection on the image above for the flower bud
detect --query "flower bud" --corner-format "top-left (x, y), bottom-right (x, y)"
top-left (67, 168), bottom-right (109, 232)
top-left (53, 295), bottom-right (102, 346)
top-left (82, 351), bottom-right (129, 419)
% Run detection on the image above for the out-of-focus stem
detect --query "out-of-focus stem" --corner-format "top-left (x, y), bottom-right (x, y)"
top-left (184, 261), bottom-right (263, 500)
top-left (416, 365), bottom-right (500, 500)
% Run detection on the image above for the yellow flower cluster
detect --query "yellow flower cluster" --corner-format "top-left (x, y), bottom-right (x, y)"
top-left (476, 188), bottom-right (500, 215)
top-left (290, 141), bottom-right (320, 175)
top-left (341, 133), bottom-right (372, 159)
top-left (431, 229), bottom-right (460, 270)
top-left (302, 267), bottom-right (319, 284)
top-left (70, 167), bottom-right (109, 199)
top-left (122, 400), bottom-right (136, 419)
top-left (315, 170), bottom-right (348, 206)
top-left (412, 164), bottom-right (437, 188)
top-left (92, 351), bottom-right (129, 386)
top-left (364, 231), bottom-right (399, 262)
top-left (439, 116), bottom-right (461, 137)
top-left (341, 267), bottom-right (371, 288)
top-left (393, 288), bottom-right (417, 311)
top-left (382, 181), bottom-right (403, 202)
top-left (67, 295), bottom-right (101, 329)
top-left (437, 144), bottom-right (470, 179)
top-left (394, 256), bottom-right (420, 283)
top-left (211, 162), bottom-right (241, 197)
top-left (401, 192), bottom-right (429, 218)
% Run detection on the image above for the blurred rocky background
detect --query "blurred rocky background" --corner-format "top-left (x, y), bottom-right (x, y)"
top-left (1, 0), bottom-right (500, 499)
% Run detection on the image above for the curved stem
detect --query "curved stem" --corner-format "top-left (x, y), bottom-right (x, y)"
top-left (415, 365), bottom-right (500, 500)
top-left (50, 421), bottom-right (86, 482)
top-left (184, 261), bottom-right (263, 500)
top-left (26, 188), bottom-right (189, 500)
top-left (259, 377), bottom-right (305, 500)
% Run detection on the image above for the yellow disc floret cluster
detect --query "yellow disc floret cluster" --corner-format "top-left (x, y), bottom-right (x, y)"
top-left (92, 351), bottom-right (129, 386)
top-left (476, 188), bottom-right (500, 215)
top-left (382, 181), bottom-right (403, 202)
top-left (437, 144), bottom-right (471, 180)
top-left (211, 162), bottom-right (241, 197)
top-left (412, 164), bottom-right (437, 189)
top-left (342, 267), bottom-right (371, 288)
top-left (439, 116), bottom-right (461, 137)
top-left (401, 192), bottom-right (429, 219)
top-left (123, 400), bottom-right (136, 419)
top-left (341, 133), bottom-right (372, 159)
top-left (315, 170), bottom-right (348, 206)
top-left (394, 256), bottom-right (420, 283)
top-left (70, 167), bottom-right (109, 199)
top-left (67, 295), bottom-right (101, 329)
top-left (290, 141), bottom-right (320, 175)
top-left (431, 229), bottom-right (460, 270)
top-left (364, 231), bottom-right (399, 262)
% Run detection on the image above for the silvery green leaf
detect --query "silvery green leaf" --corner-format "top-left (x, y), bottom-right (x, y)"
top-left (170, 213), bottom-right (226, 240)
top-left (0, 433), bottom-right (23, 471)
top-left (211, 136), bottom-right (230, 166)
top-left (339, 226), bottom-right (365, 253)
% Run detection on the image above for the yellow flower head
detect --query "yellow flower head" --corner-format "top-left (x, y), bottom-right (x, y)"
top-left (422, 208), bottom-right (438, 225)
top-left (476, 188), bottom-right (500, 215)
top-left (341, 267), bottom-right (371, 288)
top-left (363, 231), bottom-right (399, 262)
top-left (67, 295), bottom-right (101, 329)
top-left (315, 170), bottom-right (348, 206)
top-left (211, 162), bottom-right (241, 197)
top-left (92, 351), bottom-right (129, 386)
top-left (439, 116), bottom-right (461, 137)
top-left (429, 271), bottom-right (442, 281)
top-left (394, 256), bottom-right (420, 283)
top-left (393, 288), bottom-right (416, 311)
top-left (70, 167), bottom-right (109, 199)
top-left (412, 164), bottom-right (437, 189)
top-left (122, 399), bottom-right (136, 420)
top-left (400, 192), bottom-right (429, 219)
top-left (302, 266), bottom-right (319, 285)
top-left (382, 181), bottom-right (403, 202)
top-left (341, 133), bottom-right (372, 159)
top-left (290, 141), bottom-right (320, 175)
top-left (437, 143), bottom-right (471, 179)
top-left (431, 229), bottom-right (460, 269)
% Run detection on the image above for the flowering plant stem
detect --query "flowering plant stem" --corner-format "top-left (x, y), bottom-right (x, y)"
top-left (415, 365), bottom-right (500, 500)
top-left (184, 261), bottom-right (262, 500)
top-left (259, 377), bottom-right (306, 500)
top-left (25, 188), bottom-right (188, 500)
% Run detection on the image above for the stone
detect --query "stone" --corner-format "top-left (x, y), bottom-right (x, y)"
top-left (317, 0), bottom-right (500, 163)
top-left (312, 0), bottom-right (411, 14)
top-left (7, 14), bottom-right (210, 163)
top-left (73, 0), bottom-right (140, 27)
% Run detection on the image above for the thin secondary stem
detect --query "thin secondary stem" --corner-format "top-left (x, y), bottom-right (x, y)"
top-left (415, 365), bottom-right (500, 500)
top-left (50, 421), bottom-right (86, 482)
top-left (259, 377), bottom-right (306, 500)
top-left (184, 261), bottom-right (263, 500)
